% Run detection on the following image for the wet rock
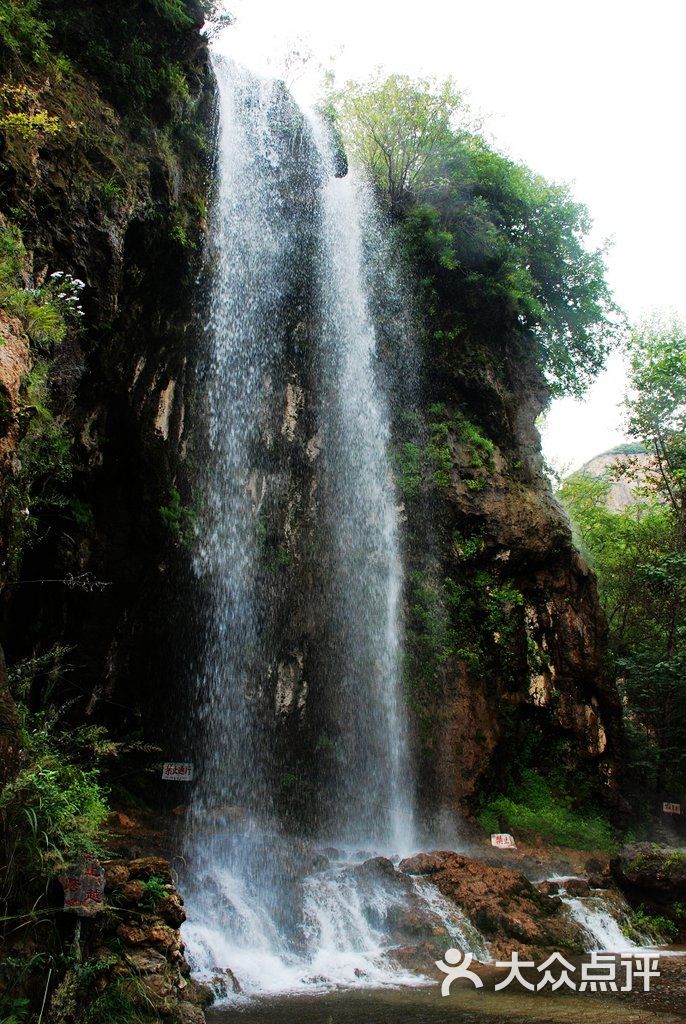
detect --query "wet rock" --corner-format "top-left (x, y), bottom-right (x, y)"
top-left (537, 880), bottom-right (559, 896)
top-left (104, 861), bottom-right (130, 889)
top-left (389, 941), bottom-right (450, 975)
top-left (562, 878), bottom-right (591, 897)
top-left (126, 948), bottom-right (168, 974)
top-left (85, 854), bottom-right (202, 1021)
top-left (399, 850), bottom-right (584, 959)
top-left (611, 843), bottom-right (686, 896)
top-left (211, 968), bottom-right (241, 997)
top-left (159, 891), bottom-right (187, 928)
top-left (108, 810), bottom-right (137, 829)
top-left (128, 856), bottom-right (174, 883)
top-left (148, 923), bottom-right (180, 953)
top-left (588, 872), bottom-right (607, 889)
top-left (184, 980), bottom-right (215, 1006)
top-left (356, 856), bottom-right (398, 879)
top-left (176, 1001), bottom-right (206, 1024)
top-left (137, 971), bottom-right (176, 1008)
top-left (118, 879), bottom-right (146, 905)
top-left (611, 843), bottom-right (686, 936)
top-left (117, 923), bottom-right (148, 947)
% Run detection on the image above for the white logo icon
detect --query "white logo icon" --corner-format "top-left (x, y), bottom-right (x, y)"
top-left (435, 949), bottom-right (484, 995)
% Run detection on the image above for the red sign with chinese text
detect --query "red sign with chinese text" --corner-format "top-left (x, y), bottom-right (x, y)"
top-left (161, 762), bottom-right (194, 781)
top-left (491, 833), bottom-right (517, 849)
top-left (59, 855), bottom-right (105, 917)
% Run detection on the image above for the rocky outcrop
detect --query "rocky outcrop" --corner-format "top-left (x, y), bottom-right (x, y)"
top-left (44, 856), bottom-right (211, 1024)
top-left (0, 309), bottom-right (30, 474)
top-left (577, 445), bottom-right (656, 511)
top-left (399, 850), bottom-right (584, 959)
top-left (0, 2), bottom-right (214, 757)
top-left (611, 843), bottom-right (686, 937)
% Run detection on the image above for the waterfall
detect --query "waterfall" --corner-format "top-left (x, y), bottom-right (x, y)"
top-left (189, 58), bottom-right (302, 822)
top-left (181, 49), bottom-right (417, 995)
top-left (561, 891), bottom-right (648, 952)
top-left (309, 117), bottom-right (413, 851)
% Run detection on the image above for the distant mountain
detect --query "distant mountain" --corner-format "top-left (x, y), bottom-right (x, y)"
top-left (577, 443), bottom-right (655, 511)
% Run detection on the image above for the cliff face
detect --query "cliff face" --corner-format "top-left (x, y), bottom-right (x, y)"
top-left (397, 328), bottom-right (622, 823)
top-left (0, 2), bottom-right (213, 748)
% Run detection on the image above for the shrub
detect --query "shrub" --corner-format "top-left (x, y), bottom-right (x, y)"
top-left (99, 175), bottom-right (125, 205)
top-left (152, 0), bottom-right (192, 27)
top-left (622, 905), bottom-right (678, 944)
top-left (478, 769), bottom-right (615, 851)
top-left (393, 441), bottom-right (422, 498)
top-left (141, 875), bottom-right (167, 909)
top-left (159, 486), bottom-right (196, 542)
top-left (0, 0), bottom-right (50, 63)
top-left (1, 651), bottom-right (110, 908)
top-left (2, 358), bottom-right (74, 567)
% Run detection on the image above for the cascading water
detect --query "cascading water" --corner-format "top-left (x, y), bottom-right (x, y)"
top-left (181, 48), bottom-right (424, 996)
top-left (309, 118), bottom-right (413, 851)
top-left (189, 57), bottom-right (300, 823)
top-left (559, 886), bottom-right (648, 953)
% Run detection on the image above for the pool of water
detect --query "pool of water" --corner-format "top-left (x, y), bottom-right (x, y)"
top-left (206, 983), bottom-right (684, 1024)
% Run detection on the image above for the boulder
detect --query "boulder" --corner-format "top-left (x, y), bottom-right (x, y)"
top-left (399, 850), bottom-right (585, 959)
top-left (159, 892), bottom-right (187, 928)
top-left (611, 843), bottom-right (686, 935)
top-left (103, 861), bottom-right (130, 889)
top-left (118, 879), bottom-right (146, 905)
top-left (562, 878), bottom-right (591, 898)
top-left (128, 856), bottom-right (174, 883)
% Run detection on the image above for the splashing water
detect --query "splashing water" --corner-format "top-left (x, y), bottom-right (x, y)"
top-left (184, 853), bottom-right (489, 998)
top-left (562, 893), bottom-right (647, 953)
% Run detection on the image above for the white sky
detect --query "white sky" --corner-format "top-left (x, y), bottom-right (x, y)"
top-left (217, 0), bottom-right (686, 473)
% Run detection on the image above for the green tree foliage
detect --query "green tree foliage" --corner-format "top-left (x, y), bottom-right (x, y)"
top-left (626, 312), bottom-right (686, 544)
top-left (0, 0), bottom-right (50, 63)
top-left (560, 315), bottom-right (686, 795)
top-left (332, 74), bottom-right (619, 396)
top-left (0, 0), bottom-right (204, 117)
top-left (332, 73), bottom-right (463, 208)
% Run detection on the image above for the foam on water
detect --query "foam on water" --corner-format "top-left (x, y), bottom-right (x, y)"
top-left (183, 856), bottom-right (490, 1000)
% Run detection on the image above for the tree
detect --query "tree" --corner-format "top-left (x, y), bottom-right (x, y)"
top-left (626, 313), bottom-right (686, 550)
top-left (331, 73), bottom-right (463, 208)
top-left (332, 73), bottom-right (619, 397)
top-left (559, 315), bottom-right (686, 797)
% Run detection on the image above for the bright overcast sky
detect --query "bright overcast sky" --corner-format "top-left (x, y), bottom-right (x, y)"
top-left (218, 0), bottom-right (686, 473)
